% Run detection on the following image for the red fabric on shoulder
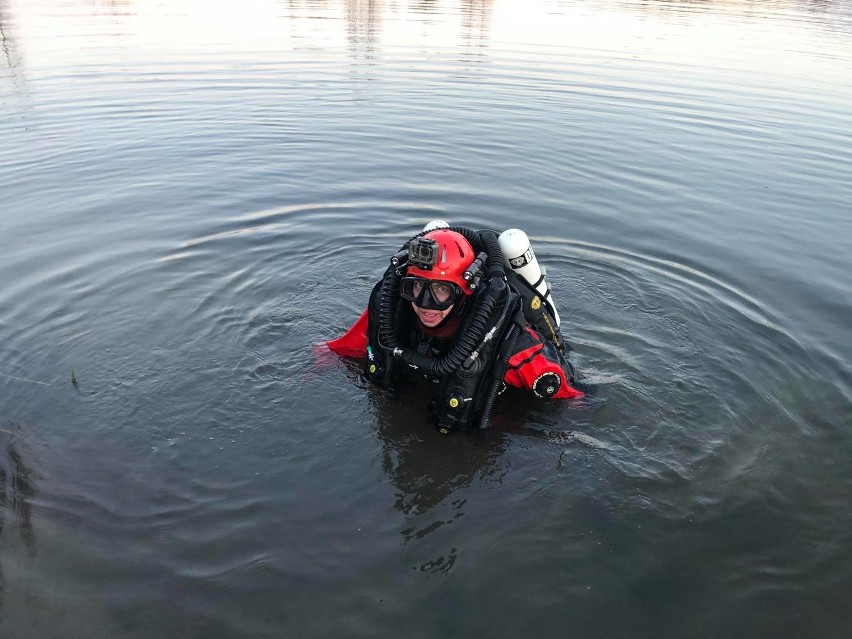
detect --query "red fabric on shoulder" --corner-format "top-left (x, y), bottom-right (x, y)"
top-left (506, 342), bottom-right (543, 370)
top-left (327, 309), bottom-right (368, 357)
top-left (504, 329), bottom-right (584, 399)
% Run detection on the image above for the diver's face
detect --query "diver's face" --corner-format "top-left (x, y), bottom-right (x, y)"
top-left (412, 302), bottom-right (454, 328)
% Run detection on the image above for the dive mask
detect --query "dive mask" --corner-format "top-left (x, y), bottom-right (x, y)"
top-left (400, 277), bottom-right (461, 311)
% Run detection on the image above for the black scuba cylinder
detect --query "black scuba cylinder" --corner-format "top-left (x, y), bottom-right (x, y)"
top-left (477, 322), bottom-right (521, 430)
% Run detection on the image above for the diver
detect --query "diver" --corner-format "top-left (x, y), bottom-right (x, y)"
top-left (328, 222), bottom-right (583, 434)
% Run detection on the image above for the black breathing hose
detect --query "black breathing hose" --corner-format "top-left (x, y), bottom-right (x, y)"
top-left (477, 322), bottom-right (521, 430)
top-left (377, 265), bottom-right (402, 352)
top-left (387, 277), bottom-right (505, 377)
top-left (447, 227), bottom-right (504, 280)
top-left (422, 278), bottom-right (504, 377)
top-left (377, 226), bottom-right (508, 378)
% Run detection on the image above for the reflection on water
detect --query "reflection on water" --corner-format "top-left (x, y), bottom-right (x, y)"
top-left (1, 0), bottom-right (851, 635)
top-left (6, 0), bottom-right (851, 77)
top-left (345, 0), bottom-right (382, 58)
top-left (0, 0), bottom-right (18, 71)
top-left (460, 0), bottom-right (492, 48)
top-left (0, 427), bottom-right (36, 609)
top-left (366, 377), bottom-right (508, 574)
top-left (605, 0), bottom-right (851, 32)
top-left (411, 0), bottom-right (439, 13)
top-left (96, 0), bottom-right (136, 13)
top-left (367, 381), bottom-right (510, 575)
top-left (369, 381), bottom-right (508, 518)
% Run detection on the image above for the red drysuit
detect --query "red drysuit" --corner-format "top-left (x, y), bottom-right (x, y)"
top-left (328, 309), bottom-right (583, 400)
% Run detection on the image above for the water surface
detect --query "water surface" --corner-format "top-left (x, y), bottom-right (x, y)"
top-left (1, 1), bottom-right (851, 637)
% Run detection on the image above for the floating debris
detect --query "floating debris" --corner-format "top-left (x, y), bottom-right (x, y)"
top-left (0, 373), bottom-right (52, 386)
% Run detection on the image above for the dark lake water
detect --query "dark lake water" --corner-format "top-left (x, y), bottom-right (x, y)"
top-left (1, 0), bottom-right (851, 637)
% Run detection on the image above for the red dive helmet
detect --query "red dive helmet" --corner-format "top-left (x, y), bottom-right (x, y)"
top-left (406, 229), bottom-right (476, 293)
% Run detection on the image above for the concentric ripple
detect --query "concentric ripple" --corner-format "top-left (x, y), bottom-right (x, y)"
top-left (1, 0), bottom-right (851, 636)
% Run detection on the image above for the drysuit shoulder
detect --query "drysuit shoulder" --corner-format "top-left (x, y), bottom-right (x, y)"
top-left (327, 309), bottom-right (369, 358)
top-left (504, 327), bottom-right (584, 399)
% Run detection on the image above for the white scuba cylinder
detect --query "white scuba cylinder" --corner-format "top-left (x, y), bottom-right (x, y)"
top-left (498, 228), bottom-right (561, 326)
top-left (423, 219), bottom-right (450, 232)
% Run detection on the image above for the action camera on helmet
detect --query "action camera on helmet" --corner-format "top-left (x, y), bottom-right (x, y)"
top-left (407, 238), bottom-right (438, 270)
